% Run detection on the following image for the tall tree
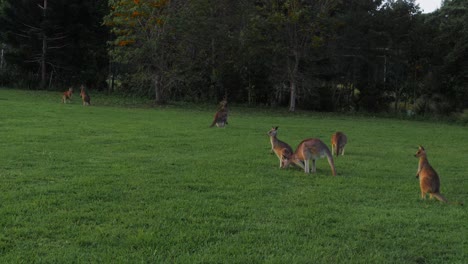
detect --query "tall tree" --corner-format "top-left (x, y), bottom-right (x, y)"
top-left (378, 0), bottom-right (420, 112)
top-left (1, 0), bottom-right (53, 88)
top-left (0, 0), bottom-right (109, 89)
top-left (105, 0), bottom-right (179, 103)
top-left (434, 0), bottom-right (468, 110)
top-left (253, 0), bottom-right (339, 111)
top-left (169, 0), bottom-right (249, 102)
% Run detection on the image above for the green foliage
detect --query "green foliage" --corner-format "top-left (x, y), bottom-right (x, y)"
top-left (431, 0), bottom-right (468, 109)
top-left (1, 0), bottom-right (467, 115)
top-left (104, 0), bottom-right (175, 102)
top-left (0, 88), bottom-right (466, 262)
top-left (0, 0), bottom-right (109, 90)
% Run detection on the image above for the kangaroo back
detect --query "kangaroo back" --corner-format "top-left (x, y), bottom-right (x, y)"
top-left (314, 141), bottom-right (337, 176)
top-left (291, 138), bottom-right (336, 176)
top-left (210, 109), bottom-right (228, 127)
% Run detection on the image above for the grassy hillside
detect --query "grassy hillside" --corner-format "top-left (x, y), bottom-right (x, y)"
top-left (0, 88), bottom-right (466, 263)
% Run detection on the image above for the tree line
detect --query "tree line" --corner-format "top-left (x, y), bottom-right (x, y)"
top-left (0, 0), bottom-right (466, 115)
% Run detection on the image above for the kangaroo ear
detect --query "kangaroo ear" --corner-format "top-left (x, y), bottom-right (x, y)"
top-left (419, 145), bottom-right (424, 150)
top-left (275, 126), bottom-right (279, 130)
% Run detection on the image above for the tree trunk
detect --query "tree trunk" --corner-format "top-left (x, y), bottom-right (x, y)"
top-left (288, 51), bottom-right (300, 112)
top-left (40, 35), bottom-right (47, 89)
top-left (153, 74), bottom-right (163, 104)
top-left (110, 71), bottom-right (115, 95)
top-left (0, 44), bottom-right (4, 71)
top-left (39, 0), bottom-right (48, 89)
top-left (289, 80), bottom-right (296, 112)
top-left (109, 59), bottom-right (115, 95)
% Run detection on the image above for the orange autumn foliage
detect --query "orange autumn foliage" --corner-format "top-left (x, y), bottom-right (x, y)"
top-left (118, 39), bottom-right (136, 46)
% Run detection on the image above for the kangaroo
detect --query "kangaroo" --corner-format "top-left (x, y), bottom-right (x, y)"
top-left (80, 85), bottom-right (91, 106)
top-left (209, 99), bottom-right (228, 128)
top-left (283, 138), bottom-right (337, 176)
top-left (267, 126), bottom-right (295, 168)
top-left (331, 132), bottom-right (347, 156)
top-left (62, 87), bottom-right (73, 103)
top-left (414, 145), bottom-right (448, 202)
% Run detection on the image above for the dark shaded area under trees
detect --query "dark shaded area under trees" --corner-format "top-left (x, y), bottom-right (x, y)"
top-left (1, 0), bottom-right (467, 115)
top-left (0, 0), bottom-right (109, 90)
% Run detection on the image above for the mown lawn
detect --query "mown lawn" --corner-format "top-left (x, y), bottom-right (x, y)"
top-left (0, 88), bottom-right (466, 263)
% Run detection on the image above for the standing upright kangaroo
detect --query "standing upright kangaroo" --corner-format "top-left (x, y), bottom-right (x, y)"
top-left (331, 132), bottom-right (347, 156)
top-left (414, 146), bottom-right (447, 202)
top-left (80, 85), bottom-right (91, 106)
top-left (267, 127), bottom-right (294, 168)
top-left (62, 87), bottom-right (73, 103)
top-left (210, 99), bottom-right (228, 128)
top-left (283, 138), bottom-right (337, 176)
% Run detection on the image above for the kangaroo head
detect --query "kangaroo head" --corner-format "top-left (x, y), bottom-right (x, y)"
top-left (267, 126), bottom-right (279, 137)
top-left (414, 145), bottom-right (426, 158)
top-left (282, 154), bottom-right (304, 169)
top-left (281, 152), bottom-right (295, 168)
top-left (219, 99), bottom-right (228, 110)
top-left (80, 85), bottom-right (86, 95)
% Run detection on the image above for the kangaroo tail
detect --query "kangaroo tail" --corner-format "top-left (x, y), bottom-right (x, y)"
top-left (209, 111), bottom-right (219, 128)
top-left (430, 193), bottom-right (463, 205)
top-left (325, 150), bottom-right (337, 176)
top-left (432, 193), bottom-right (448, 203)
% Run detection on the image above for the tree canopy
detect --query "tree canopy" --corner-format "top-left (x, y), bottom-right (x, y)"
top-left (1, 0), bottom-right (467, 115)
top-left (0, 0), bottom-right (109, 89)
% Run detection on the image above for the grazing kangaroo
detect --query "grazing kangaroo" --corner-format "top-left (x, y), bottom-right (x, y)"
top-left (209, 99), bottom-right (228, 128)
top-left (414, 145), bottom-right (449, 202)
top-left (267, 126), bottom-right (295, 168)
top-left (283, 138), bottom-right (337, 176)
top-left (62, 87), bottom-right (73, 103)
top-left (331, 132), bottom-right (347, 156)
top-left (80, 85), bottom-right (91, 106)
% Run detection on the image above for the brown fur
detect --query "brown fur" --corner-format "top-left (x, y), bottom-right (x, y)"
top-left (267, 127), bottom-right (294, 168)
top-left (62, 87), bottom-right (73, 103)
top-left (331, 132), bottom-right (347, 156)
top-left (80, 85), bottom-right (91, 106)
top-left (414, 146), bottom-right (447, 202)
top-left (283, 138), bottom-right (337, 176)
top-left (209, 99), bottom-right (228, 127)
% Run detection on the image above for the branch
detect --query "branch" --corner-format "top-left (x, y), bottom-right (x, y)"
top-left (22, 23), bottom-right (41, 31)
top-left (12, 32), bottom-right (31, 38)
top-left (47, 35), bottom-right (68, 41)
top-left (48, 44), bottom-right (70, 49)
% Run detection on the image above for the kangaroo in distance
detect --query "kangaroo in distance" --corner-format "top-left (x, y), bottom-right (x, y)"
top-left (210, 99), bottom-right (228, 128)
top-left (62, 87), bottom-right (73, 103)
top-left (331, 132), bottom-right (347, 156)
top-left (267, 126), bottom-right (294, 168)
top-left (80, 85), bottom-right (91, 106)
top-left (283, 138), bottom-right (337, 176)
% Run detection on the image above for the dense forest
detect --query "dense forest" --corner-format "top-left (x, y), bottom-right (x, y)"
top-left (0, 0), bottom-right (466, 115)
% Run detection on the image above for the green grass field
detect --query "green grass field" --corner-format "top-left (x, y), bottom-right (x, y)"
top-left (0, 88), bottom-right (466, 263)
